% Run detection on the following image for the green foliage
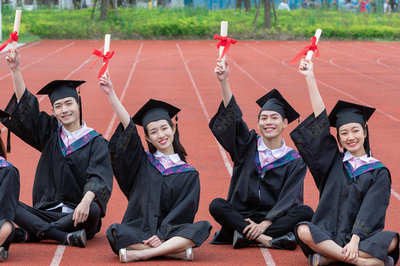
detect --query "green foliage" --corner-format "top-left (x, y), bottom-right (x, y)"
top-left (1, 6), bottom-right (400, 41)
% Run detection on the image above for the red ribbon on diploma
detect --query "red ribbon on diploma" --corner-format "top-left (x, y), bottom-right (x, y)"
top-left (90, 49), bottom-right (115, 79)
top-left (0, 31), bottom-right (19, 52)
top-left (289, 36), bottom-right (319, 64)
top-left (214, 34), bottom-right (237, 59)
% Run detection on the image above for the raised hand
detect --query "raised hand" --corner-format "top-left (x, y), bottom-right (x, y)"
top-left (298, 58), bottom-right (313, 77)
top-left (99, 71), bottom-right (114, 95)
top-left (215, 59), bottom-right (230, 82)
top-left (6, 48), bottom-right (20, 70)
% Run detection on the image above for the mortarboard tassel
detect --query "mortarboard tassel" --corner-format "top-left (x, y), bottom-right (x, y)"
top-left (7, 129), bottom-right (10, 153)
top-left (78, 87), bottom-right (82, 126)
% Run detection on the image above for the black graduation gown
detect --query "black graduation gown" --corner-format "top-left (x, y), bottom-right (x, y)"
top-left (290, 110), bottom-right (399, 263)
top-left (209, 97), bottom-right (307, 238)
top-left (106, 120), bottom-right (211, 254)
top-left (0, 158), bottom-right (20, 232)
top-left (1, 90), bottom-right (113, 218)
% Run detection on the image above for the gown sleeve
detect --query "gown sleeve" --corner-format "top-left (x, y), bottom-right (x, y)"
top-left (209, 96), bottom-right (256, 164)
top-left (0, 166), bottom-right (20, 221)
top-left (290, 110), bottom-right (340, 192)
top-left (351, 168), bottom-right (391, 240)
top-left (156, 171), bottom-right (200, 238)
top-left (83, 137), bottom-right (114, 217)
top-left (265, 157), bottom-right (307, 222)
top-left (108, 119), bottom-right (147, 199)
top-left (1, 90), bottom-right (58, 152)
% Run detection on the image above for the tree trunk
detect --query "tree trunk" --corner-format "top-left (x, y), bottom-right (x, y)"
top-left (235, 0), bottom-right (242, 9)
top-left (99, 0), bottom-right (109, 21)
top-left (271, 0), bottom-right (278, 24)
top-left (253, 0), bottom-right (261, 29)
top-left (264, 0), bottom-right (271, 28)
top-left (244, 0), bottom-right (250, 11)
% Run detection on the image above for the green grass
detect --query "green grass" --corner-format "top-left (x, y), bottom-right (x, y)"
top-left (2, 5), bottom-right (400, 41)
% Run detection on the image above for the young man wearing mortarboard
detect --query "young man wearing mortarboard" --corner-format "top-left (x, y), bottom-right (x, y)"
top-left (0, 49), bottom-right (113, 247)
top-left (208, 60), bottom-right (314, 250)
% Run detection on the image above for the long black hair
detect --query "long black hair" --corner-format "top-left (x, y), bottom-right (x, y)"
top-left (0, 133), bottom-right (6, 159)
top-left (144, 120), bottom-right (188, 162)
top-left (336, 124), bottom-right (371, 156)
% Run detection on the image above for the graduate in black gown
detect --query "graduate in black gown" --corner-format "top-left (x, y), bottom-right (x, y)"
top-left (99, 73), bottom-right (211, 262)
top-left (290, 58), bottom-right (399, 266)
top-left (208, 60), bottom-right (314, 250)
top-left (0, 48), bottom-right (113, 247)
top-left (0, 111), bottom-right (20, 262)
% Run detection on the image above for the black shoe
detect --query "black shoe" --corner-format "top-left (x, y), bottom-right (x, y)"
top-left (12, 227), bottom-right (27, 243)
top-left (232, 230), bottom-right (250, 249)
top-left (270, 232), bottom-right (297, 250)
top-left (66, 229), bottom-right (87, 248)
top-left (0, 247), bottom-right (9, 262)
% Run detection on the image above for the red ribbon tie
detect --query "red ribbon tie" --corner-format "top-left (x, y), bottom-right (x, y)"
top-left (90, 49), bottom-right (115, 79)
top-left (289, 36), bottom-right (319, 64)
top-left (0, 31), bottom-right (19, 52)
top-left (214, 34), bottom-right (237, 59)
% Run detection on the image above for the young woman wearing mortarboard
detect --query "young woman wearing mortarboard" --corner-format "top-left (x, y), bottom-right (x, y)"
top-left (99, 73), bottom-right (211, 263)
top-left (0, 111), bottom-right (20, 262)
top-left (290, 59), bottom-right (399, 266)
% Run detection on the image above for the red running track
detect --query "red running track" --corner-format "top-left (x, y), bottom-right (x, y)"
top-left (0, 40), bottom-right (399, 265)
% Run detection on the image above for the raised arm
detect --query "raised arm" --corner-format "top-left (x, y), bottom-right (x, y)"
top-left (6, 48), bottom-right (26, 101)
top-left (215, 59), bottom-right (232, 108)
top-left (99, 72), bottom-right (130, 129)
top-left (298, 59), bottom-right (325, 117)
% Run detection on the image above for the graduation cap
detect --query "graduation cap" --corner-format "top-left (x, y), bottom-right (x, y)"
top-left (328, 100), bottom-right (375, 129)
top-left (0, 110), bottom-right (12, 154)
top-left (37, 80), bottom-right (86, 125)
top-left (256, 89), bottom-right (300, 124)
top-left (132, 99), bottom-right (180, 128)
top-left (328, 100), bottom-right (376, 156)
top-left (37, 80), bottom-right (86, 105)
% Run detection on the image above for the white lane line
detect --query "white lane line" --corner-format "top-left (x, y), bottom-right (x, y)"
top-left (391, 189), bottom-right (400, 202)
top-left (176, 43), bottom-right (278, 265)
top-left (176, 43), bottom-right (233, 175)
top-left (49, 245), bottom-right (66, 266)
top-left (245, 42), bottom-right (400, 201)
top-left (104, 43), bottom-right (144, 139)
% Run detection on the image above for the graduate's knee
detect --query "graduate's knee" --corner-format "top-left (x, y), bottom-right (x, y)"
top-left (0, 221), bottom-right (13, 236)
top-left (297, 224), bottom-right (313, 244)
top-left (88, 202), bottom-right (101, 218)
top-left (388, 233), bottom-right (399, 253)
top-left (300, 205), bottom-right (314, 221)
top-left (209, 198), bottom-right (226, 216)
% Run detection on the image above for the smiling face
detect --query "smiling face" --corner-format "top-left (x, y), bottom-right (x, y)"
top-left (52, 97), bottom-right (80, 130)
top-left (338, 122), bottom-right (367, 157)
top-left (257, 110), bottom-right (288, 139)
top-left (145, 119), bottom-right (176, 155)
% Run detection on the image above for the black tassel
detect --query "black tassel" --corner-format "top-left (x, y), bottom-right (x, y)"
top-left (78, 88), bottom-right (82, 126)
top-left (6, 129), bottom-right (10, 153)
top-left (365, 123), bottom-right (372, 157)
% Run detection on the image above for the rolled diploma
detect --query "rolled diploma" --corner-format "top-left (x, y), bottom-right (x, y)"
top-left (11, 10), bottom-right (22, 56)
top-left (305, 29), bottom-right (322, 61)
top-left (103, 34), bottom-right (111, 76)
top-left (219, 21), bottom-right (228, 70)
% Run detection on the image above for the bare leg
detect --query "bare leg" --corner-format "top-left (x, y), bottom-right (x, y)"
top-left (0, 222), bottom-right (12, 247)
top-left (255, 234), bottom-right (273, 248)
top-left (126, 243), bottom-right (152, 250)
top-left (123, 236), bottom-right (195, 262)
top-left (297, 224), bottom-right (344, 265)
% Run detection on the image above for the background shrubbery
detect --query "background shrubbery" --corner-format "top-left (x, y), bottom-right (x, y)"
top-left (2, 5), bottom-right (400, 41)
